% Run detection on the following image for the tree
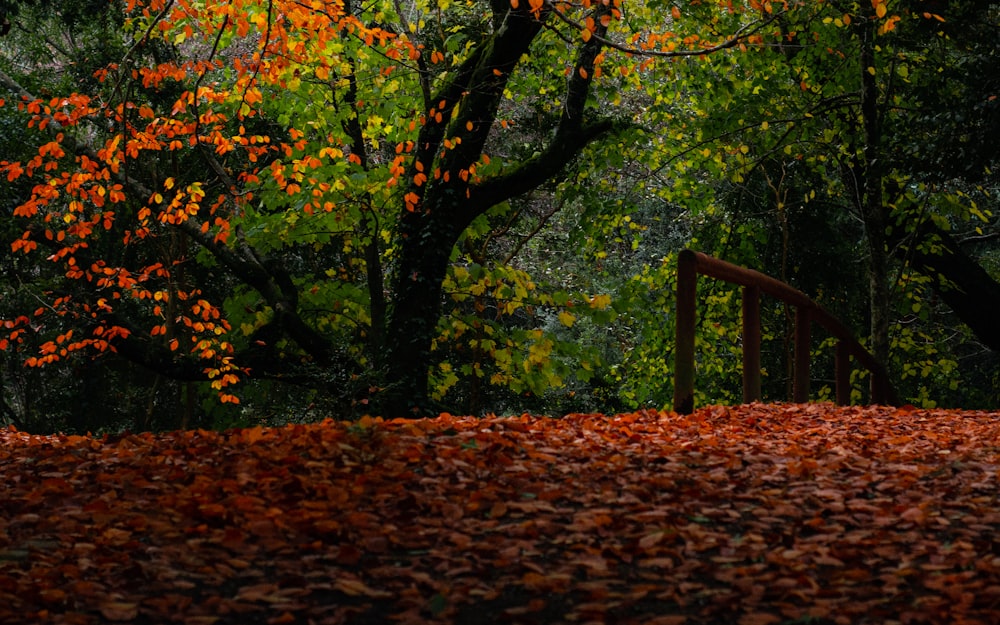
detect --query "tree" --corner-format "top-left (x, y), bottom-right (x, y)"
top-left (2, 0), bottom-right (793, 421)
top-left (656, 0), bottom-right (1000, 404)
top-left (379, 0), bottom-right (623, 414)
top-left (0, 0), bottom-right (197, 431)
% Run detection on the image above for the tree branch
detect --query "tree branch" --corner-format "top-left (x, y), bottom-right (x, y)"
top-left (409, 1), bottom-right (548, 208)
top-left (548, 4), bottom-right (786, 59)
top-left (3, 65), bottom-right (340, 368)
top-left (469, 0), bottom-right (622, 208)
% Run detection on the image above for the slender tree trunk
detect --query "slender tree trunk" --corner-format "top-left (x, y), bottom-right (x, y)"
top-left (339, 0), bottom-right (386, 367)
top-left (364, 212), bottom-right (386, 357)
top-left (858, 9), bottom-right (892, 395)
top-left (866, 225), bottom-right (891, 372)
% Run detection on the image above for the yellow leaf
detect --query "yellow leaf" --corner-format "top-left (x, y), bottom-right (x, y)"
top-left (875, 2), bottom-right (887, 18)
top-left (589, 294), bottom-right (612, 309)
top-left (558, 310), bottom-right (575, 328)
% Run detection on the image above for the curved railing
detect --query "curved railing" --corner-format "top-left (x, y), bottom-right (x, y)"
top-left (672, 249), bottom-right (898, 414)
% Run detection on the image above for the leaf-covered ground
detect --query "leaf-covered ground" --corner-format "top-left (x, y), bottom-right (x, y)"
top-left (1, 404), bottom-right (999, 625)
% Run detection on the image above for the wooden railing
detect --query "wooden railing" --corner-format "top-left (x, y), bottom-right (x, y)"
top-left (672, 249), bottom-right (897, 414)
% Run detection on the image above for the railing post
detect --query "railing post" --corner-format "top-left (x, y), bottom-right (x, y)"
top-left (742, 285), bottom-right (761, 403)
top-left (673, 250), bottom-right (698, 414)
top-left (793, 306), bottom-right (811, 403)
top-left (835, 340), bottom-right (850, 405)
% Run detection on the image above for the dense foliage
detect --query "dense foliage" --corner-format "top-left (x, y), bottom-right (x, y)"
top-left (1, 0), bottom-right (998, 431)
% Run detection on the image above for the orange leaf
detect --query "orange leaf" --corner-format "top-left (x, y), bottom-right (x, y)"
top-left (99, 602), bottom-right (139, 621)
top-left (333, 578), bottom-right (392, 598)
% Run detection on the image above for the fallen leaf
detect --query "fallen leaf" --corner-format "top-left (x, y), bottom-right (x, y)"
top-left (99, 602), bottom-right (139, 621)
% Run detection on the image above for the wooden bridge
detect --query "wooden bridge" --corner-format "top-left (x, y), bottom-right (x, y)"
top-left (672, 249), bottom-right (897, 414)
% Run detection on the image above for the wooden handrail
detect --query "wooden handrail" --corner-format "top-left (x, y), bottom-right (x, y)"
top-left (672, 249), bottom-right (897, 414)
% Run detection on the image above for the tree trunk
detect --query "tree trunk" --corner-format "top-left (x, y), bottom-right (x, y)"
top-left (376, 1), bottom-right (617, 417)
top-left (895, 221), bottom-right (1000, 352)
top-left (857, 9), bottom-right (892, 395)
top-left (382, 204), bottom-right (466, 416)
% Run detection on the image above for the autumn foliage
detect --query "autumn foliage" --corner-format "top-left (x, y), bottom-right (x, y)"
top-left (3, 0), bottom-right (930, 419)
top-left (2, 403), bottom-right (999, 624)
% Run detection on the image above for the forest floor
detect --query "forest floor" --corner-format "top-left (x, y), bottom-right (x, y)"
top-left (1, 404), bottom-right (999, 625)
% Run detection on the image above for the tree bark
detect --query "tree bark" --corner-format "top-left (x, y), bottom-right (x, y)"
top-left (895, 220), bottom-right (1000, 352)
top-left (380, 1), bottom-right (619, 416)
top-left (383, 204), bottom-right (468, 416)
top-left (857, 9), bottom-right (892, 396)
